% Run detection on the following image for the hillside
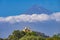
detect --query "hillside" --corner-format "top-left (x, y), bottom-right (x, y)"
top-left (0, 29), bottom-right (60, 40)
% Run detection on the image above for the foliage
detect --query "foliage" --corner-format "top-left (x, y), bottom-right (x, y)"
top-left (8, 30), bottom-right (26, 40)
top-left (0, 38), bottom-right (3, 40)
top-left (0, 30), bottom-right (60, 40)
top-left (19, 35), bottom-right (45, 40)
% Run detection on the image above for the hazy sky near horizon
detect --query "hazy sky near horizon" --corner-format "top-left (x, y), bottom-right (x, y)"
top-left (0, 0), bottom-right (60, 38)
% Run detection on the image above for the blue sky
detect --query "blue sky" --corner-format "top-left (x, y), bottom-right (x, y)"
top-left (0, 0), bottom-right (60, 38)
top-left (0, 0), bottom-right (60, 16)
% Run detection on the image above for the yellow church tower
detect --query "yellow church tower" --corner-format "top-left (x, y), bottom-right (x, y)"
top-left (23, 27), bottom-right (32, 32)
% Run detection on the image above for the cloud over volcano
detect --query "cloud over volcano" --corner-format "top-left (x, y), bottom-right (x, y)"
top-left (0, 12), bottom-right (60, 23)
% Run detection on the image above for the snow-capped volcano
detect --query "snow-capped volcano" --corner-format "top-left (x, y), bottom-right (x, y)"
top-left (24, 5), bottom-right (53, 14)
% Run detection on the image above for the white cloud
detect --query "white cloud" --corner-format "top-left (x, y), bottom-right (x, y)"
top-left (0, 12), bottom-right (60, 23)
top-left (51, 12), bottom-right (60, 21)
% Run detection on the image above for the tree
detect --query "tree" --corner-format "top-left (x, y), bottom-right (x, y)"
top-left (8, 35), bottom-right (18, 40)
top-left (0, 38), bottom-right (3, 40)
top-left (26, 31), bottom-right (37, 36)
top-left (19, 35), bottom-right (45, 40)
top-left (3, 38), bottom-right (8, 40)
top-left (52, 34), bottom-right (60, 40)
top-left (8, 30), bottom-right (26, 40)
top-left (46, 38), bottom-right (53, 40)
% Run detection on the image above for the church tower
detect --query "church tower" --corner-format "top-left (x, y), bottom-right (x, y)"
top-left (23, 27), bottom-right (32, 32)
